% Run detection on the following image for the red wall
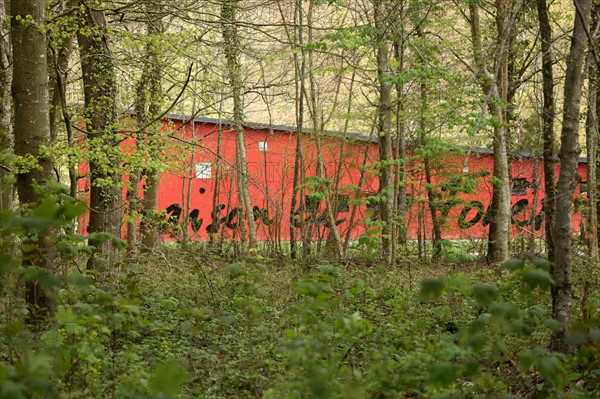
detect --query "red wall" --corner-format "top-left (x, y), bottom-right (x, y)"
top-left (153, 117), bottom-right (589, 242)
top-left (79, 116), bottom-right (590, 243)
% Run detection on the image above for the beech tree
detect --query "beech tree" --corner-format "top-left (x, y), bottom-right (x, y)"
top-left (468, 0), bottom-right (514, 263)
top-left (373, 0), bottom-right (395, 265)
top-left (0, 0), bottom-right (11, 211)
top-left (76, 0), bottom-right (122, 269)
top-left (11, 0), bottom-right (55, 316)
top-left (536, 0), bottom-right (556, 262)
top-left (220, 0), bottom-right (258, 252)
top-left (551, 0), bottom-right (591, 353)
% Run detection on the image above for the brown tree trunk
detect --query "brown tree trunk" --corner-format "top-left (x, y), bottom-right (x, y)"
top-left (393, 10), bottom-right (407, 249)
top-left (221, 0), bottom-right (257, 252)
top-left (536, 0), bottom-right (556, 262)
top-left (76, 2), bottom-right (122, 269)
top-left (586, 5), bottom-right (599, 261)
top-left (469, 2), bottom-right (512, 263)
top-left (139, 1), bottom-right (164, 252)
top-left (551, 0), bottom-right (591, 353)
top-left (11, 0), bottom-right (55, 317)
top-left (0, 0), bottom-right (12, 211)
top-left (586, 81), bottom-right (598, 260)
top-left (289, 0), bottom-right (306, 260)
top-left (374, 0), bottom-right (395, 265)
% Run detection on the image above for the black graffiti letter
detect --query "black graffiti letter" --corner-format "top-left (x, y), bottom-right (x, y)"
top-left (189, 209), bottom-right (203, 232)
top-left (166, 204), bottom-right (182, 225)
top-left (458, 201), bottom-right (484, 229)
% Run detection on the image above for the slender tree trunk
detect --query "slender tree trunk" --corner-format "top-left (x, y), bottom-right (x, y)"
top-left (0, 0), bottom-right (12, 211)
top-left (393, 11), bottom-right (407, 248)
top-left (289, 0), bottom-right (306, 260)
top-left (304, 1), bottom-right (344, 261)
top-left (140, 0), bottom-right (165, 242)
top-left (49, 35), bottom-right (73, 143)
top-left (469, 2), bottom-right (512, 263)
top-left (221, 0), bottom-right (257, 252)
top-left (76, 2), bottom-right (122, 269)
top-left (551, 0), bottom-right (591, 353)
top-left (11, 0), bottom-right (55, 317)
top-left (138, 2), bottom-right (164, 252)
top-left (374, 0), bottom-right (395, 265)
top-left (536, 0), bottom-right (556, 262)
top-left (586, 82), bottom-right (598, 260)
top-left (586, 6), bottom-right (599, 261)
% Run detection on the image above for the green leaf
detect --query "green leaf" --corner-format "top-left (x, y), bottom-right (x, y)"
top-left (539, 356), bottom-right (561, 384)
top-left (511, 319), bottom-right (532, 336)
top-left (0, 379), bottom-right (28, 399)
top-left (566, 330), bottom-right (587, 346)
top-left (223, 263), bottom-right (245, 278)
top-left (543, 319), bottom-right (562, 332)
top-left (523, 269), bottom-right (554, 291)
top-left (463, 359), bottom-right (479, 377)
top-left (532, 258), bottom-right (551, 271)
top-left (149, 360), bottom-right (188, 397)
top-left (473, 284), bottom-right (497, 306)
top-left (503, 258), bottom-right (525, 271)
top-left (419, 278), bottom-right (445, 301)
top-left (62, 201), bottom-right (87, 219)
top-left (317, 264), bottom-right (341, 277)
top-left (428, 363), bottom-right (456, 386)
top-left (55, 305), bottom-right (76, 324)
top-left (517, 350), bottom-right (536, 370)
top-left (489, 302), bottom-right (518, 320)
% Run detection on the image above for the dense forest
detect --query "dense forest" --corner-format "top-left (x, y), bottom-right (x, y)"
top-left (1, 0), bottom-right (599, 397)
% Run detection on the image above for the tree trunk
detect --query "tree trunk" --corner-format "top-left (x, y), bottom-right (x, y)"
top-left (0, 0), bottom-right (12, 211)
top-left (221, 0), bottom-right (258, 252)
top-left (76, 2), bottom-right (122, 270)
top-left (139, 1), bottom-right (164, 252)
top-left (586, 81), bottom-right (598, 260)
top-left (11, 0), bottom-right (55, 317)
top-left (393, 12), bottom-right (407, 248)
top-left (551, 0), bottom-right (591, 353)
top-left (374, 0), bottom-right (395, 265)
top-left (586, 5), bottom-right (599, 261)
top-left (469, 2), bottom-right (511, 263)
top-left (289, 0), bottom-right (306, 260)
top-left (536, 0), bottom-right (556, 262)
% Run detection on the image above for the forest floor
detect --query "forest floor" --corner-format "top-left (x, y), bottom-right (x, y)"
top-left (1, 243), bottom-right (599, 398)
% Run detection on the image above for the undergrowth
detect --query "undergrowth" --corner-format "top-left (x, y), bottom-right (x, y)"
top-left (2, 244), bottom-right (599, 398)
top-left (1, 190), bottom-right (599, 398)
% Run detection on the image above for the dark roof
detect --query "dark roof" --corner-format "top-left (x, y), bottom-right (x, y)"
top-left (162, 113), bottom-right (588, 164)
top-left (164, 113), bottom-right (378, 143)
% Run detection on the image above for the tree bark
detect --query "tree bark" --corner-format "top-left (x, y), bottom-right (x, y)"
top-left (374, 0), bottom-right (395, 265)
top-left (586, 5), bottom-right (599, 261)
top-left (221, 0), bottom-right (258, 252)
top-left (551, 0), bottom-right (591, 353)
top-left (536, 0), bottom-right (556, 262)
top-left (11, 0), bottom-right (55, 317)
top-left (469, 2), bottom-right (512, 263)
top-left (586, 85), bottom-right (598, 260)
top-left (0, 0), bottom-right (12, 211)
top-left (76, 1), bottom-right (122, 269)
top-left (289, 0), bottom-right (306, 260)
top-left (139, 1), bottom-right (164, 252)
top-left (393, 8), bottom-right (407, 249)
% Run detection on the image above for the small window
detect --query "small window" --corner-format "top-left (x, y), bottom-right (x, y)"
top-left (196, 162), bottom-right (212, 179)
top-left (258, 141), bottom-right (267, 151)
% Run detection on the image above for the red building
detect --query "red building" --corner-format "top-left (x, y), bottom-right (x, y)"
top-left (80, 114), bottom-right (590, 243)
